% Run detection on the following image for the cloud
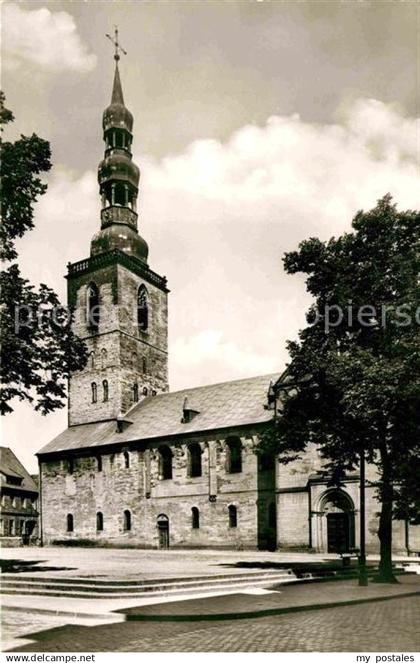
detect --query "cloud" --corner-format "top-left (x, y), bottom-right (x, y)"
top-left (7, 97), bottom-right (420, 470)
top-left (2, 3), bottom-right (97, 72)
top-left (16, 168), bottom-right (98, 297)
top-left (172, 330), bottom-right (278, 386)
top-left (138, 98), bottom-right (419, 387)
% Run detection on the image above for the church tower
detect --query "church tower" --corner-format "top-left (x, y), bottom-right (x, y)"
top-left (67, 44), bottom-right (169, 426)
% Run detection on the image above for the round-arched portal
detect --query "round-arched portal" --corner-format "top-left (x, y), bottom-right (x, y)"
top-left (157, 513), bottom-right (169, 549)
top-left (314, 489), bottom-right (356, 553)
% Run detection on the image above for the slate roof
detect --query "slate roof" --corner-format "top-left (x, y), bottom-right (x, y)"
top-left (0, 447), bottom-right (39, 493)
top-left (38, 373), bottom-right (280, 456)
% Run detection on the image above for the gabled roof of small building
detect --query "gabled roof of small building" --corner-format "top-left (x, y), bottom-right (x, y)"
top-left (38, 373), bottom-right (281, 456)
top-left (0, 447), bottom-right (38, 493)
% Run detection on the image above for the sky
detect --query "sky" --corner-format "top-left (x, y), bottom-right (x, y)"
top-left (1, 0), bottom-right (419, 473)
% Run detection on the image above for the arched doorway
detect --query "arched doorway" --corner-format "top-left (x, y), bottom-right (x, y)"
top-left (320, 490), bottom-right (355, 553)
top-left (157, 514), bottom-right (169, 549)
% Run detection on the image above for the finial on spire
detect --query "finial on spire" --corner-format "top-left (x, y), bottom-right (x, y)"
top-left (106, 26), bottom-right (127, 63)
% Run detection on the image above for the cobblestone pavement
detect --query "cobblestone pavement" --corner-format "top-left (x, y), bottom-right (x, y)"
top-left (122, 574), bottom-right (420, 618)
top-left (8, 596), bottom-right (420, 652)
top-left (1, 611), bottom-right (72, 652)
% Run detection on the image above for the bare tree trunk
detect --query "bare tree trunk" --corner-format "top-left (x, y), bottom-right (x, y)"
top-left (376, 446), bottom-right (398, 583)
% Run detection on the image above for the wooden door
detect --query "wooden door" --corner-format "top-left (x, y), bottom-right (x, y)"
top-left (327, 513), bottom-right (349, 553)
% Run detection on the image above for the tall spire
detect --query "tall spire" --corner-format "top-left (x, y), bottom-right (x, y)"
top-left (91, 29), bottom-right (148, 264)
top-left (111, 64), bottom-right (124, 105)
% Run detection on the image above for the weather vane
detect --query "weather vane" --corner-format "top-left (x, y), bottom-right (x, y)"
top-left (106, 26), bottom-right (127, 62)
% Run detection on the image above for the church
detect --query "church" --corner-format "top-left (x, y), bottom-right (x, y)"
top-left (37, 54), bottom-right (417, 555)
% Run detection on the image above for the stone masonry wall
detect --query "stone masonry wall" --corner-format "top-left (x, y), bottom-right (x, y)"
top-left (40, 433), bottom-right (272, 549)
top-left (68, 262), bottom-right (168, 426)
top-left (276, 443), bottom-right (416, 553)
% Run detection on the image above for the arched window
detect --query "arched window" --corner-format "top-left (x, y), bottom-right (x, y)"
top-left (101, 348), bottom-right (108, 369)
top-left (133, 383), bottom-right (139, 402)
top-left (96, 512), bottom-right (104, 531)
top-left (188, 443), bottom-right (202, 478)
top-left (142, 356), bottom-right (148, 374)
top-left (226, 437), bottom-right (242, 474)
top-left (137, 285), bottom-right (149, 332)
top-left (89, 351), bottom-right (95, 369)
top-left (123, 451), bottom-right (130, 469)
top-left (67, 458), bottom-right (74, 475)
top-left (96, 456), bottom-right (102, 472)
top-left (228, 505), bottom-right (237, 528)
top-left (142, 386), bottom-right (148, 396)
top-left (102, 379), bottom-right (109, 402)
top-left (86, 282), bottom-right (100, 330)
top-left (91, 382), bottom-right (97, 403)
top-left (191, 507), bottom-right (200, 529)
top-left (132, 352), bottom-right (138, 369)
top-left (66, 514), bottom-right (74, 533)
top-left (124, 509), bottom-right (131, 531)
top-left (113, 182), bottom-right (127, 207)
top-left (159, 445), bottom-right (173, 480)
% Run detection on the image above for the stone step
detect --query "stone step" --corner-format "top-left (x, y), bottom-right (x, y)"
top-left (0, 570), bottom-right (293, 587)
top-left (0, 573), bottom-right (296, 600)
top-left (0, 570), bottom-right (294, 592)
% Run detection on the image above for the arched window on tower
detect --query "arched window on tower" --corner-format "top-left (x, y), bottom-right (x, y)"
top-left (137, 285), bottom-right (149, 332)
top-left (115, 130), bottom-right (124, 149)
top-left (228, 505), bottom-right (237, 528)
top-left (123, 509), bottom-right (131, 531)
top-left (86, 283), bottom-right (100, 330)
top-left (102, 379), bottom-right (109, 402)
top-left (132, 352), bottom-right (138, 369)
top-left (188, 443), bottom-right (202, 478)
top-left (123, 451), bottom-right (130, 469)
top-left (225, 437), bottom-right (242, 474)
top-left (96, 512), bottom-right (104, 532)
top-left (101, 348), bottom-right (108, 369)
top-left (133, 383), bottom-right (139, 402)
top-left (158, 446), bottom-right (173, 480)
top-left (191, 507), bottom-right (200, 529)
top-left (91, 382), bottom-right (97, 404)
top-left (113, 182), bottom-right (127, 207)
top-left (96, 456), bottom-right (102, 472)
top-left (142, 356), bottom-right (147, 374)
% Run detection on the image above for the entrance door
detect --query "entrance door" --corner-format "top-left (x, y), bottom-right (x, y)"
top-left (157, 514), bottom-right (169, 549)
top-left (327, 513), bottom-right (350, 553)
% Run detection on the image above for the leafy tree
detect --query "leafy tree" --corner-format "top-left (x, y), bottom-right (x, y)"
top-left (0, 93), bottom-right (87, 415)
top-left (261, 195), bottom-right (420, 582)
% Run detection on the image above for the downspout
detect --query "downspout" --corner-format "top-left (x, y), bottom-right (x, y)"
top-left (308, 486), bottom-right (312, 549)
top-left (38, 457), bottom-right (43, 547)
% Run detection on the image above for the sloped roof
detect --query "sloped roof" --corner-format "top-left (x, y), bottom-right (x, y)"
top-left (0, 447), bottom-right (38, 493)
top-left (38, 373), bottom-right (280, 456)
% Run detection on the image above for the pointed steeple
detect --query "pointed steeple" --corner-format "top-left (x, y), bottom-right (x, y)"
top-left (111, 63), bottom-right (124, 106)
top-left (92, 29), bottom-right (148, 264)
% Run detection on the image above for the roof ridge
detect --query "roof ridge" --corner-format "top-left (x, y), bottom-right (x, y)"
top-left (158, 372), bottom-right (281, 398)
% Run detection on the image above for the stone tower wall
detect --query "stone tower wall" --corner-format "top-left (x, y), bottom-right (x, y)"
top-left (68, 261), bottom-right (168, 426)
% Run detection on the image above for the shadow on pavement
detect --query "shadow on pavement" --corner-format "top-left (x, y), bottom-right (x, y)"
top-left (0, 559), bottom-right (75, 573)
